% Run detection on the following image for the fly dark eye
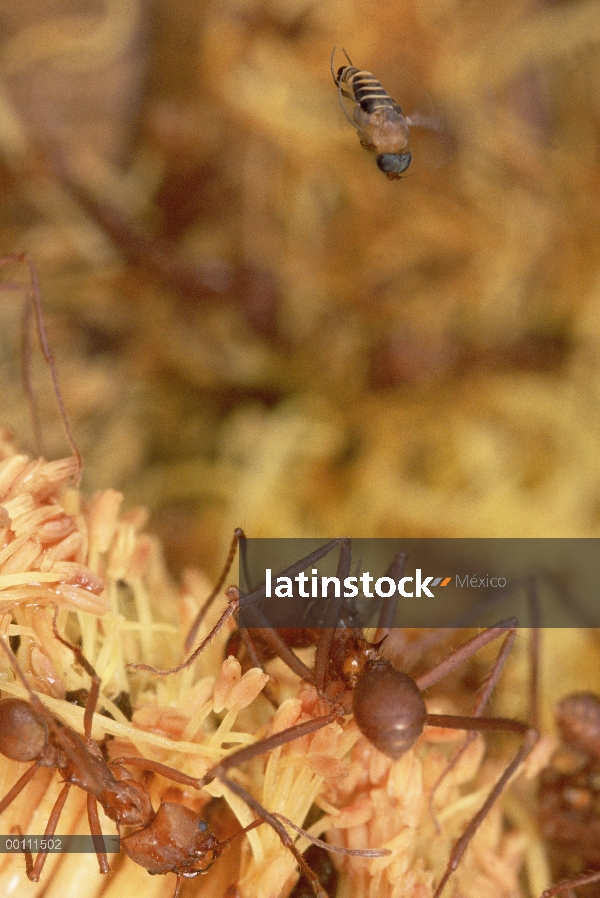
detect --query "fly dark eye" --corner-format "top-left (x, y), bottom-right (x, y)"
top-left (198, 820), bottom-right (208, 833)
top-left (376, 152), bottom-right (412, 174)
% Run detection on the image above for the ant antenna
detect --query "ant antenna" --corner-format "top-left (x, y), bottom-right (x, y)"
top-left (1, 253), bottom-right (82, 484)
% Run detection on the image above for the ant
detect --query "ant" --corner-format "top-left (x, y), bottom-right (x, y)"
top-left (134, 535), bottom-right (539, 898)
top-left (0, 608), bottom-right (386, 898)
top-left (538, 692), bottom-right (600, 897)
top-left (0, 253), bottom-right (82, 482)
top-left (0, 611), bottom-right (242, 894)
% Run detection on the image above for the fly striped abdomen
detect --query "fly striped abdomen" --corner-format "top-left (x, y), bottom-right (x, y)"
top-left (337, 67), bottom-right (401, 116)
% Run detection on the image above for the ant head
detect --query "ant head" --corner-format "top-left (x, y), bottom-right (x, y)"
top-left (555, 693), bottom-right (600, 757)
top-left (122, 801), bottom-right (222, 876)
top-left (376, 152), bottom-right (412, 176)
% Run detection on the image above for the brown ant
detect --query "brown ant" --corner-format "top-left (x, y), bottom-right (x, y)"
top-left (0, 253), bottom-right (82, 482)
top-left (538, 692), bottom-right (600, 897)
top-left (134, 535), bottom-right (539, 898)
top-left (0, 609), bottom-right (386, 898)
top-left (0, 612), bottom-right (234, 893)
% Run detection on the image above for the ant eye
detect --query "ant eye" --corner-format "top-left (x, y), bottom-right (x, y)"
top-left (376, 152), bottom-right (412, 174)
top-left (198, 820), bottom-right (208, 833)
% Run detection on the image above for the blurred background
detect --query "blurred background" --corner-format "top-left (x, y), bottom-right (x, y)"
top-left (1, 0), bottom-right (600, 582)
top-left (3, 6), bottom-right (600, 894)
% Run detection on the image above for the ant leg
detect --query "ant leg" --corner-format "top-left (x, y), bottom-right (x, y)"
top-left (239, 561), bottom-right (352, 688)
top-left (232, 626), bottom-right (281, 702)
top-left (415, 618), bottom-right (519, 692)
top-left (233, 628), bottom-right (280, 708)
top-left (202, 713), bottom-right (338, 782)
top-left (472, 581), bottom-right (539, 726)
top-left (236, 539), bottom-right (344, 617)
top-left (428, 628), bottom-right (517, 829)
top-left (86, 793), bottom-right (109, 874)
top-left (130, 539), bottom-right (345, 677)
top-left (237, 627), bottom-right (268, 671)
top-left (50, 614), bottom-right (127, 738)
top-left (207, 774), bottom-right (389, 898)
top-left (313, 540), bottom-right (352, 692)
top-left (0, 254), bottom-right (82, 483)
top-left (312, 606), bottom-right (339, 692)
top-left (10, 825), bottom-right (37, 880)
top-left (271, 813), bottom-right (387, 858)
top-left (238, 528), bottom-right (251, 588)
top-left (113, 712), bottom-right (339, 788)
top-left (51, 608), bottom-right (101, 738)
top-left (24, 256), bottom-right (81, 481)
top-left (371, 551), bottom-right (407, 640)
top-left (0, 764), bottom-right (39, 815)
top-left (20, 283), bottom-right (43, 455)
top-left (239, 603), bottom-right (315, 682)
top-left (407, 618), bottom-right (539, 895)
top-left (214, 773), bottom-right (327, 898)
top-left (9, 824), bottom-right (36, 877)
top-left (525, 578), bottom-right (541, 730)
top-left (130, 585), bottom-right (241, 676)
top-left (184, 529), bottom-right (246, 653)
top-left (27, 781), bottom-right (72, 881)
top-left (540, 871), bottom-right (600, 898)
top-left (428, 716), bottom-right (538, 898)
top-left (242, 538), bottom-right (352, 688)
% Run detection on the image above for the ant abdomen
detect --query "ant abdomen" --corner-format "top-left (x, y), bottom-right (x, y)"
top-left (0, 698), bottom-right (52, 763)
top-left (555, 692), bottom-right (600, 758)
top-left (352, 659), bottom-right (427, 759)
